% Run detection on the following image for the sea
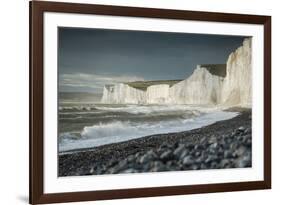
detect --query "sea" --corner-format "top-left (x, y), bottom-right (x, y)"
top-left (58, 93), bottom-right (238, 153)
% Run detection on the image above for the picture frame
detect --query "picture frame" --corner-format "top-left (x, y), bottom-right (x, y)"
top-left (30, 1), bottom-right (271, 204)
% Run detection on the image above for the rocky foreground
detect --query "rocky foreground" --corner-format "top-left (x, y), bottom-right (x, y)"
top-left (59, 109), bottom-right (252, 176)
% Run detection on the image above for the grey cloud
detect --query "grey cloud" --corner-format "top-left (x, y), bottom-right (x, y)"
top-left (59, 73), bottom-right (144, 92)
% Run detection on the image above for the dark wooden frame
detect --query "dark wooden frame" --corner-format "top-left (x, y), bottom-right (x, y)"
top-left (30, 1), bottom-right (271, 204)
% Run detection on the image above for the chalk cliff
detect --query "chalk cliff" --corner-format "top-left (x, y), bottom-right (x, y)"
top-left (146, 84), bottom-right (170, 104)
top-left (100, 38), bottom-right (252, 106)
top-left (169, 65), bottom-right (224, 104)
top-left (221, 38), bottom-right (252, 106)
top-left (101, 83), bottom-right (146, 104)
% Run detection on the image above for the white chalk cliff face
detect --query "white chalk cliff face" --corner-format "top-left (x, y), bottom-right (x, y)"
top-left (146, 84), bottom-right (170, 104)
top-left (169, 66), bottom-right (224, 104)
top-left (221, 38), bottom-right (252, 106)
top-left (101, 83), bottom-right (146, 104)
top-left (101, 38), bottom-right (252, 107)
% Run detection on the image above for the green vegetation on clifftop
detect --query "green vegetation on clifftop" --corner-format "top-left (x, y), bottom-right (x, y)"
top-left (125, 80), bottom-right (182, 91)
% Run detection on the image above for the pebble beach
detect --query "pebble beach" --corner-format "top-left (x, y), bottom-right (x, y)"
top-left (59, 109), bottom-right (252, 176)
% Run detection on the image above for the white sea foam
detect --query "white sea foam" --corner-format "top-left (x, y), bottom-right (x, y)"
top-left (59, 110), bottom-right (238, 153)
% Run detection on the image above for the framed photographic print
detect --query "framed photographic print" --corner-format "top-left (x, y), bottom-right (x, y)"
top-left (29, 1), bottom-right (271, 204)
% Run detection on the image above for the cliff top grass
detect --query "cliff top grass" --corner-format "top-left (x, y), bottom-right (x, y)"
top-left (199, 64), bottom-right (226, 77)
top-left (125, 79), bottom-right (182, 91)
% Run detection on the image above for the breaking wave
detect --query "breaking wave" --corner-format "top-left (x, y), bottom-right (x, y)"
top-left (59, 110), bottom-right (238, 153)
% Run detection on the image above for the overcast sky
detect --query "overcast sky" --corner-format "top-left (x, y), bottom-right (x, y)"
top-left (58, 27), bottom-right (246, 93)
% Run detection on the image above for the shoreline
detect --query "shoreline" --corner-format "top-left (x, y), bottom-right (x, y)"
top-left (59, 109), bottom-right (252, 176)
top-left (59, 108), bottom-right (239, 155)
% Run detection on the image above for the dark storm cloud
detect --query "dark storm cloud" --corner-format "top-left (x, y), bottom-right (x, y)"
top-left (58, 27), bottom-right (246, 93)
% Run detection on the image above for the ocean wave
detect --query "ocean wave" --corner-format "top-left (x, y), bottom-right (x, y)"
top-left (59, 105), bottom-right (98, 112)
top-left (59, 104), bottom-right (216, 116)
top-left (58, 110), bottom-right (238, 152)
top-left (94, 104), bottom-right (216, 115)
top-left (81, 121), bottom-right (142, 139)
top-left (59, 132), bottom-right (81, 143)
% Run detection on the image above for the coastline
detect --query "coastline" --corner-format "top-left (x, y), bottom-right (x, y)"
top-left (59, 108), bottom-right (252, 176)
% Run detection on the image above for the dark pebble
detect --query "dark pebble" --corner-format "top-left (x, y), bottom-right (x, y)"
top-left (182, 156), bottom-right (193, 166)
top-left (160, 150), bottom-right (174, 162)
